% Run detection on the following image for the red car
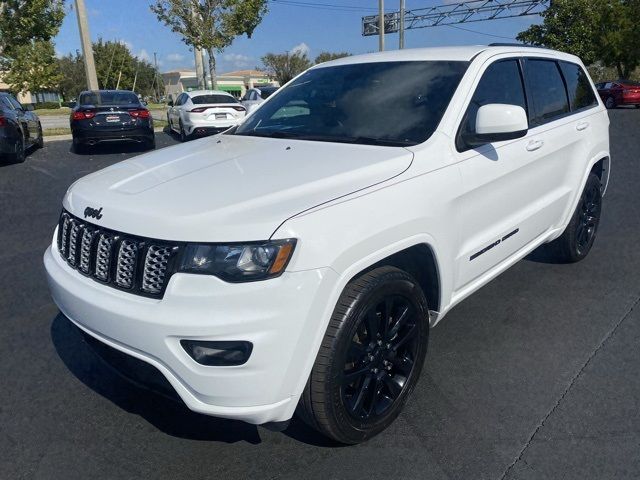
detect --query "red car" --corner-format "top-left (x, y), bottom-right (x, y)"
top-left (595, 81), bottom-right (640, 109)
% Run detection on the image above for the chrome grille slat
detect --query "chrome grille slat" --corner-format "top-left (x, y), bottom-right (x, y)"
top-left (57, 211), bottom-right (177, 298)
top-left (142, 245), bottom-right (173, 294)
top-left (115, 240), bottom-right (138, 288)
top-left (95, 233), bottom-right (114, 281)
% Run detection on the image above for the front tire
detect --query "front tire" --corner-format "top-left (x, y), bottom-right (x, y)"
top-left (298, 266), bottom-right (429, 444)
top-left (9, 132), bottom-right (25, 163)
top-left (36, 122), bottom-right (44, 149)
top-left (546, 173), bottom-right (602, 263)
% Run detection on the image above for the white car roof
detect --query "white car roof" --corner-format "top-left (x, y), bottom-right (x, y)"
top-left (313, 45), bottom-right (581, 69)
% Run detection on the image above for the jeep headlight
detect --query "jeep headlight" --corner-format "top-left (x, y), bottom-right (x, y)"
top-left (178, 239), bottom-right (296, 281)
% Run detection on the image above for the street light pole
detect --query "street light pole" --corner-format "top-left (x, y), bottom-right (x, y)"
top-left (74, 0), bottom-right (99, 90)
top-left (399, 0), bottom-right (405, 49)
top-left (378, 0), bottom-right (385, 51)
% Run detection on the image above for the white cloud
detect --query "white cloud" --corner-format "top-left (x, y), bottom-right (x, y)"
top-left (136, 49), bottom-right (151, 62)
top-left (118, 39), bottom-right (134, 51)
top-left (290, 42), bottom-right (310, 57)
top-left (222, 53), bottom-right (253, 69)
top-left (166, 53), bottom-right (185, 62)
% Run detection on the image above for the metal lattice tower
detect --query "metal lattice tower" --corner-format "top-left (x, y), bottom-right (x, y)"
top-left (362, 0), bottom-right (550, 36)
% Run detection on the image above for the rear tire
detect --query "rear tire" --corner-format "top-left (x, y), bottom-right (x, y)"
top-left (9, 132), bottom-right (25, 163)
top-left (545, 173), bottom-right (602, 263)
top-left (72, 137), bottom-right (87, 154)
top-left (36, 123), bottom-right (44, 149)
top-left (179, 120), bottom-right (188, 142)
top-left (605, 96), bottom-right (616, 109)
top-left (145, 135), bottom-right (156, 150)
top-left (297, 266), bottom-right (430, 444)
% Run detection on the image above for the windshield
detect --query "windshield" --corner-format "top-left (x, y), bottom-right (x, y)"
top-left (79, 91), bottom-right (139, 106)
top-left (192, 94), bottom-right (238, 104)
top-left (259, 87), bottom-right (278, 99)
top-left (233, 61), bottom-right (468, 146)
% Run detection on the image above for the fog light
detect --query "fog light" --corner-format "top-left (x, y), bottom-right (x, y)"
top-left (181, 340), bottom-right (252, 366)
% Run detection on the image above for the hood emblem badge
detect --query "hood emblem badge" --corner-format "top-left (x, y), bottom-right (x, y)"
top-left (84, 206), bottom-right (103, 220)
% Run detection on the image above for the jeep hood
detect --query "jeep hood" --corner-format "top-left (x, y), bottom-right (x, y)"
top-left (64, 134), bottom-right (413, 241)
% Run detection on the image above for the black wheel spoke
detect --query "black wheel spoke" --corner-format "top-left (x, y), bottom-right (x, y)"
top-left (390, 354), bottom-right (414, 376)
top-left (388, 305), bottom-right (410, 339)
top-left (391, 322), bottom-right (418, 352)
top-left (366, 377), bottom-right (382, 417)
top-left (382, 373), bottom-right (404, 399)
top-left (350, 374), bottom-right (372, 413)
top-left (342, 365), bottom-right (372, 385)
top-left (365, 311), bottom-right (379, 341)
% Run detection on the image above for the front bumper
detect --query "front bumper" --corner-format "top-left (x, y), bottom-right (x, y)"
top-left (44, 243), bottom-right (336, 424)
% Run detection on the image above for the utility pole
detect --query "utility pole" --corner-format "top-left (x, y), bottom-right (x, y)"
top-left (153, 52), bottom-right (160, 101)
top-left (75, 0), bottom-right (99, 90)
top-left (399, 0), bottom-right (405, 49)
top-left (378, 0), bottom-right (385, 51)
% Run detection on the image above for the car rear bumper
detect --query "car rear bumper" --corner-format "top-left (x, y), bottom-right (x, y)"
top-left (72, 126), bottom-right (154, 144)
top-left (183, 117), bottom-right (241, 135)
top-left (621, 95), bottom-right (640, 105)
top-left (44, 243), bottom-right (336, 424)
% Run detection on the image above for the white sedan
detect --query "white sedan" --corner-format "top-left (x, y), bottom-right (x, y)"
top-left (167, 90), bottom-right (246, 141)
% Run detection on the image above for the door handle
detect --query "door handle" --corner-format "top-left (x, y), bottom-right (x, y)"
top-left (526, 140), bottom-right (544, 152)
top-left (576, 121), bottom-right (590, 131)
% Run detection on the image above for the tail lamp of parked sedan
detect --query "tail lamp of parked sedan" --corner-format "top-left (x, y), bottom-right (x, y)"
top-left (72, 111), bottom-right (96, 120)
top-left (129, 109), bottom-right (150, 118)
top-left (0, 116), bottom-right (6, 126)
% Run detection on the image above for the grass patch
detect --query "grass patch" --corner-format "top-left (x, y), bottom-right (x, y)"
top-left (35, 107), bottom-right (71, 116)
top-left (146, 103), bottom-right (167, 110)
top-left (43, 128), bottom-right (71, 137)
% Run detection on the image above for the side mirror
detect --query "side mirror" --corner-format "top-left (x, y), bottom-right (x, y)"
top-left (467, 103), bottom-right (528, 146)
top-left (167, 100), bottom-right (174, 107)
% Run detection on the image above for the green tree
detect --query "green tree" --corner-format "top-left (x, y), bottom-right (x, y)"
top-left (517, 0), bottom-right (640, 79)
top-left (2, 40), bottom-right (62, 95)
top-left (260, 51), bottom-right (312, 85)
top-left (0, 0), bottom-right (65, 54)
top-left (56, 41), bottom-right (163, 100)
top-left (151, 0), bottom-right (268, 88)
top-left (314, 51), bottom-right (351, 64)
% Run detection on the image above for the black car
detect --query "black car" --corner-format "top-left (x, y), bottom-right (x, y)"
top-left (71, 90), bottom-right (155, 152)
top-left (0, 92), bottom-right (43, 163)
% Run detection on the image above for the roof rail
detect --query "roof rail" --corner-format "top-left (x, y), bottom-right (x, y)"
top-left (488, 42), bottom-right (547, 49)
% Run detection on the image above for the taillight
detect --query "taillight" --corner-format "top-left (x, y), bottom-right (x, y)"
top-left (129, 109), bottom-right (150, 118)
top-left (0, 116), bottom-right (6, 126)
top-left (72, 110), bottom-right (95, 120)
top-left (190, 107), bottom-right (208, 113)
top-left (231, 106), bottom-right (246, 112)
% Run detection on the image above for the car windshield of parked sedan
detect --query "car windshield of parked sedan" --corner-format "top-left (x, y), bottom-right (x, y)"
top-left (78, 91), bottom-right (140, 106)
top-left (192, 94), bottom-right (239, 104)
top-left (233, 61), bottom-right (468, 146)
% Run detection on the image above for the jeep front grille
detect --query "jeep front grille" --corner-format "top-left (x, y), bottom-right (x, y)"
top-left (56, 211), bottom-right (179, 298)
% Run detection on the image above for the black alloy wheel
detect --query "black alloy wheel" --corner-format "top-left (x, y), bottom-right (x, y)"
top-left (179, 121), bottom-right (187, 142)
top-left (298, 266), bottom-right (429, 444)
top-left (545, 173), bottom-right (602, 263)
top-left (575, 175), bottom-right (602, 256)
top-left (11, 134), bottom-right (25, 163)
top-left (341, 295), bottom-right (420, 420)
top-left (605, 96), bottom-right (616, 109)
top-left (36, 122), bottom-right (44, 148)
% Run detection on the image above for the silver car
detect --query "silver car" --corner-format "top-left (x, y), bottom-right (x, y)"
top-left (241, 86), bottom-right (279, 114)
top-left (167, 90), bottom-right (246, 141)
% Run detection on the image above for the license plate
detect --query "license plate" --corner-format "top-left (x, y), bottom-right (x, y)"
top-left (105, 115), bottom-right (120, 123)
top-left (215, 113), bottom-right (226, 119)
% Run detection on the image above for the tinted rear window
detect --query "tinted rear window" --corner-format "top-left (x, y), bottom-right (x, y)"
top-left (259, 87), bottom-right (278, 99)
top-left (79, 91), bottom-right (139, 106)
top-left (191, 94), bottom-right (238, 104)
top-left (559, 62), bottom-right (598, 111)
top-left (525, 60), bottom-right (570, 125)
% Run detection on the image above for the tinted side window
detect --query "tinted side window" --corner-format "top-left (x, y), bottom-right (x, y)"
top-left (8, 96), bottom-right (22, 110)
top-left (559, 62), bottom-right (598, 111)
top-left (526, 60), bottom-right (570, 125)
top-left (457, 59), bottom-right (527, 151)
top-left (0, 96), bottom-right (14, 110)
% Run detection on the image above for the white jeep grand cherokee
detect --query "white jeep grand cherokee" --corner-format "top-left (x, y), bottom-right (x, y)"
top-left (44, 45), bottom-right (610, 444)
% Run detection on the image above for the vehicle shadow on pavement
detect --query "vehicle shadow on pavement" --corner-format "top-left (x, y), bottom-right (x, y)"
top-left (69, 142), bottom-right (153, 156)
top-left (50, 313), bottom-right (264, 444)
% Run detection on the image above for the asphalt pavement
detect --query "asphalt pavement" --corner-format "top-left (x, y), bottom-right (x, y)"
top-left (1, 110), bottom-right (639, 479)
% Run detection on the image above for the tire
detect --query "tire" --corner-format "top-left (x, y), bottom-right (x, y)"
top-left (145, 135), bottom-right (156, 150)
top-left (635, 104), bottom-right (640, 109)
top-left (36, 122), bottom-right (44, 149)
top-left (546, 173), bottom-right (602, 263)
top-left (72, 136), bottom-right (87, 154)
top-left (9, 132), bottom-right (25, 163)
top-left (298, 266), bottom-right (430, 444)
top-left (605, 96), bottom-right (616, 109)
top-left (179, 120), bottom-right (188, 142)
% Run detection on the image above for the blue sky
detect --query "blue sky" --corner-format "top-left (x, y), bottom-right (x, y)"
top-left (54, 0), bottom-right (542, 74)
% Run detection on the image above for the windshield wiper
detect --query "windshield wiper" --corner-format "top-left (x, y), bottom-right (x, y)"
top-left (234, 130), bottom-right (301, 139)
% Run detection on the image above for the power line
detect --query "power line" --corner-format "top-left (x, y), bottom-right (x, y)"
top-left (271, 0), bottom-right (379, 13)
top-left (445, 24), bottom-right (517, 40)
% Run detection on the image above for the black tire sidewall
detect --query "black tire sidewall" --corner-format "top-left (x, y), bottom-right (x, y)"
top-left (563, 173), bottom-right (602, 261)
top-left (323, 270), bottom-right (429, 443)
